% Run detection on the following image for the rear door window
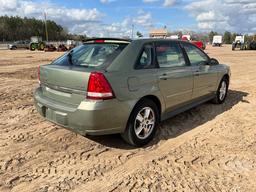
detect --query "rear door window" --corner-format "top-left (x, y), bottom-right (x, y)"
top-left (156, 42), bottom-right (186, 68)
top-left (52, 42), bottom-right (128, 68)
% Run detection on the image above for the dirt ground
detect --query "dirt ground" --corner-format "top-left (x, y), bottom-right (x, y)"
top-left (0, 45), bottom-right (255, 192)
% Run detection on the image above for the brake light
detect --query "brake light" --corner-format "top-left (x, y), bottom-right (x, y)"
top-left (87, 72), bottom-right (115, 100)
top-left (38, 65), bottom-right (41, 84)
top-left (94, 39), bottom-right (105, 43)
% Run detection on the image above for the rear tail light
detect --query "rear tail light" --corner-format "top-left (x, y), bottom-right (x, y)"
top-left (38, 65), bottom-right (41, 84)
top-left (87, 72), bottom-right (115, 100)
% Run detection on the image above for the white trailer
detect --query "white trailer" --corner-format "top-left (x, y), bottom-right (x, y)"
top-left (212, 35), bottom-right (223, 47)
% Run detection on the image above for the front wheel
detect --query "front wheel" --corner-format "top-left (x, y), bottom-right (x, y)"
top-left (121, 99), bottom-right (159, 146)
top-left (212, 77), bottom-right (229, 104)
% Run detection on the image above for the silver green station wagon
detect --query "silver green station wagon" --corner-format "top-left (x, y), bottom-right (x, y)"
top-left (34, 38), bottom-right (231, 146)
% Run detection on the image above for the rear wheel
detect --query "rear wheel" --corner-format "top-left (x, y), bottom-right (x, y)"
top-left (212, 77), bottom-right (228, 104)
top-left (38, 42), bottom-right (46, 51)
top-left (11, 46), bottom-right (17, 50)
top-left (121, 99), bottom-right (159, 146)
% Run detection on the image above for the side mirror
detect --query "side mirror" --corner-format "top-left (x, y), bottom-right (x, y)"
top-left (209, 58), bottom-right (219, 65)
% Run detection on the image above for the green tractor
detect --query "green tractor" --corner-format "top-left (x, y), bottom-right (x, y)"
top-left (29, 36), bottom-right (46, 51)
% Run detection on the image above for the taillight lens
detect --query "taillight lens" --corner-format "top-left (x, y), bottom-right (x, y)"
top-left (94, 39), bottom-right (105, 43)
top-left (38, 65), bottom-right (41, 84)
top-left (87, 72), bottom-right (115, 100)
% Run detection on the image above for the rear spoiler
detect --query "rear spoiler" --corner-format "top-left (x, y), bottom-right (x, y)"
top-left (84, 38), bottom-right (132, 44)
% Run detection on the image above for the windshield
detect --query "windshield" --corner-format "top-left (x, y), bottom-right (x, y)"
top-left (52, 43), bottom-right (128, 68)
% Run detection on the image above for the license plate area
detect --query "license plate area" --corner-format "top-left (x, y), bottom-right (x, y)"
top-left (45, 107), bottom-right (68, 126)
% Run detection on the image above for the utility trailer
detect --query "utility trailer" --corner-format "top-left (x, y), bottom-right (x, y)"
top-left (212, 35), bottom-right (223, 47)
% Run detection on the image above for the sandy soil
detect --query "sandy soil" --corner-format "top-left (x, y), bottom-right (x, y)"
top-left (0, 46), bottom-right (255, 192)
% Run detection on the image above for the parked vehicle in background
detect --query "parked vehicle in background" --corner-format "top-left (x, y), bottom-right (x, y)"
top-left (182, 35), bottom-right (206, 50)
top-left (34, 38), bottom-right (230, 146)
top-left (30, 36), bottom-right (46, 51)
top-left (191, 41), bottom-right (205, 50)
top-left (212, 35), bottom-right (223, 47)
top-left (169, 35), bottom-right (179, 40)
top-left (232, 35), bottom-right (245, 50)
top-left (8, 40), bottom-right (30, 50)
top-left (232, 35), bottom-right (256, 51)
top-left (57, 44), bottom-right (68, 52)
top-left (182, 35), bottom-right (191, 41)
top-left (245, 39), bottom-right (256, 50)
top-left (44, 44), bottom-right (57, 52)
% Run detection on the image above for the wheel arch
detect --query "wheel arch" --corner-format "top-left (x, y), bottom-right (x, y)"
top-left (223, 74), bottom-right (230, 85)
top-left (122, 95), bottom-right (162, 145)
top-left (131, 95), bottom-right (162, 122)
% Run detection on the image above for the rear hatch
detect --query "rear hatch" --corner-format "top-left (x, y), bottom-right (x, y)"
top-left (40, 65), bottom-right (94, 106)
top-left (39, 39), bottom-right (130, 106)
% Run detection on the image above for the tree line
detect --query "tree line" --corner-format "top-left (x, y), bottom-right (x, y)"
top-left (1, 15), bottom-right (255, 43)
top-left (0, 15), bottom-right (87, 42)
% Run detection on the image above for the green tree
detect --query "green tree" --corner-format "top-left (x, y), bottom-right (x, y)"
top-left (0, 15), bottom-right (71, 41)
top-left (223, 31), bottom-right (232, 44)
top-left (209, 31), bottom-right (218, 43)
top-left (231, 33), bottom-right (238, 42)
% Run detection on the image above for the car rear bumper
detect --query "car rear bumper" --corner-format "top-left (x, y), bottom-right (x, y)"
top-left (34, 87), bottom-right (134, 136)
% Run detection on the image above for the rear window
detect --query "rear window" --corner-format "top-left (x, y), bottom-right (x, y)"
top-left (52, 43), bottom-right (128, 68)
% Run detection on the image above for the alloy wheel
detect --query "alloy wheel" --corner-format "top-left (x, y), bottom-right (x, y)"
top-left (134, 107), bottom-right (155, 139)
top-left (219, 81), bottom-right (227, 101)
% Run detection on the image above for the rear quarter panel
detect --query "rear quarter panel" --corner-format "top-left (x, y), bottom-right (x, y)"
top-left (106, 40), bottom-right (167, 112)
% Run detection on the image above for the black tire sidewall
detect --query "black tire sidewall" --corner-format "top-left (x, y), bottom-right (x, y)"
top-left (126, 99), bottom-right (159, 146)
top-left (216, 78), bottom-right (228, 104)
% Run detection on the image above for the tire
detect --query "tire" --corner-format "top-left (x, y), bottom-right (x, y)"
top-left (121, 99), bottom-right (159, 146)
top-left (30, 43), bottom-right (37, 51)
top-left (232, 44), bottom-right (235, 51)
top-left (245, 43), bottom-right (250, 50)
top-left (38, 42), bottom-right (46, 51)
top-left (212, 77), bottom-right (229, 104)
top-left (11, 46), bottom-right (17, 50)
top-left (251, 42), bottom-right (256, 50)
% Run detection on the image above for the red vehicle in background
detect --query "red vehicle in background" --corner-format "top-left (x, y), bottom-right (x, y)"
top-left (182, 35), bottom-right (206, 50)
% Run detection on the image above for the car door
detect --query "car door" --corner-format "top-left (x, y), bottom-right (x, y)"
top-left (127, 43), bottom-right (159, 94)
top-left (21, 41), bottom-right (26, 49)
top-left (16, 41), bottom-right (22, 49)
top-left (156, 41), bottom-right (193, 111)
top-left (182, 42), bottom-right (218, 99)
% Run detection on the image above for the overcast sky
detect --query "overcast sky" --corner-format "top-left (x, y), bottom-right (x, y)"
top-left (0, 0), bottom-right (255, 37)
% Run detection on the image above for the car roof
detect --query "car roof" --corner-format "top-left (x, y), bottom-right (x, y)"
top-left (132, 38), bottom-right (183, 43)
top-left (84, 37), bottom-right (132, 43)
top-left (84, 37), bottom-right (185, 43)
